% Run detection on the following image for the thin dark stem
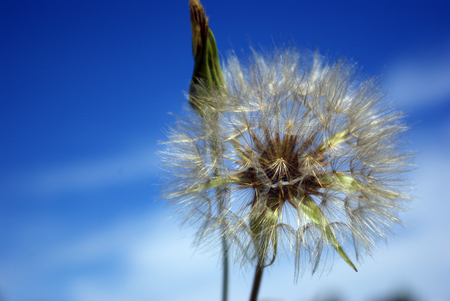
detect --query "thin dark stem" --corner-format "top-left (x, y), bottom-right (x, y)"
top-left (249, 259), bottom-right (264, 301)
top-left (215, 167), bottom-right (229, 301)
top-left (222, 233), bottom-right (229, 301)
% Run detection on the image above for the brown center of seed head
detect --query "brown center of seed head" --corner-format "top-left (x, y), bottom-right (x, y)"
top-left (236, 129), bottom-right (329, 212)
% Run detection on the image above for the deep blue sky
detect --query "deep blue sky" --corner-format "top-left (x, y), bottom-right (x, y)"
top-left (1, 1), bottom-right (450, 300)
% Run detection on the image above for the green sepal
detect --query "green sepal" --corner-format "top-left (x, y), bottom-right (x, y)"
top-left (262, 208), bottom-right (279, 268)
top-left (295, 196), bottom-right (357, 272)
top-left (250, 208), bottom-right (279, 267)
top-left (189, 28), bottom-right (225, 115)
top-left (321, 173), bottom-right (362, 192)
top-left (251, 208), bottom-right (279, 235)
top-left (319, 130), bottom-right (350, 151)
top-left (190, 32), bottom-right (212, 90)
top-left (207, 29), bottom-right (225, 90)
top-left (325, 226), bottom-right (358, 272)
top-left (297, 195), bottom-right (322, 225)
top-left (232, 139), bottom-right (252, 165)
top-left (250, 207), bottom-right (263, 238)
top-left (187, 176), bottom-right (239, 193)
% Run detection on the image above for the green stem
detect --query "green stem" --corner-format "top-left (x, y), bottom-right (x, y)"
top-left (189, 2), bottom-right (228, 297)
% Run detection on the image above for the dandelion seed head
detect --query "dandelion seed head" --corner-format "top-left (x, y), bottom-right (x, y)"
top-left (161, 48), bottom-right (412, 278)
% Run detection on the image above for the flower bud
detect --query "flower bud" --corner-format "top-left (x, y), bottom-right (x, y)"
top-left (189, 0), bottom-right (225, 115)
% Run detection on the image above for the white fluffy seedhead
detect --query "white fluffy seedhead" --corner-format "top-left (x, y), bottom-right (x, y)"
top-left (161, 48), bottom-right (412, 278)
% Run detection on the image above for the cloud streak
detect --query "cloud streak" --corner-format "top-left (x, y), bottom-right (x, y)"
top-left (387, 42), bottom-right (450, 110)
top-left (2, 145), bottom-right (161, 199)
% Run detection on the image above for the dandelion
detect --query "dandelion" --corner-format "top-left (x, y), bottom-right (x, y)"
top-left (161, 48), bottom-right (411, 297)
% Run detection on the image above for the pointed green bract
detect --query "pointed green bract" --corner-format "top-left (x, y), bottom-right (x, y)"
top-left (262, 208), bottom-right (279, 268)
top-left (233, 139), bottom-right (252, 165)
top-left (187, 176), bottom-right (240, 193)
top-left (297, 196), bottom-right (323, 225)
top-left (189, 28), bottom-right (225, 114)
top-left (295, 196), bottom-right (357, 272)
top-left (334, 173), bottom-right (361, 191)
top-left (250, 209), bottom-right (263, 238)
top-left (250, 207), bottom-right (279, 268)
top-left (207, 29), bottom-right (225, 89)
top-left (321, 173), bottom-right (362, 192)
top-left (326, 226), bottom-right (358, 272)
top-left (319, 130), bottom-right (350, 151)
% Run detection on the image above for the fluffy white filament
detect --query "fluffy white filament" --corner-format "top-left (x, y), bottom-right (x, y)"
top-left (161, 48), bottom-right (412, 278)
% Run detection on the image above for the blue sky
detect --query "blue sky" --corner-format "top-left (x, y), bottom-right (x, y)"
top-left (1, 1), bottom-right (450, 300)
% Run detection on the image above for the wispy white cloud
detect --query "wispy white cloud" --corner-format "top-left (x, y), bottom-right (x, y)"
top-left (2, 145), bottom-right (160, 198)
top-left (4, 195), bottom-right (448, 301)
top-left (0, 209), bottom-right (223, 301)
top-left (387, 42), bottom-right (450, 110)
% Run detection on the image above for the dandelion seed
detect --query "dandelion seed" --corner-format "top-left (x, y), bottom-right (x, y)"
top-left (161, 48), bottom-right (412, 279)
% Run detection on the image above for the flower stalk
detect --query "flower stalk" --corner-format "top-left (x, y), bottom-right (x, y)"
top-left (188, 1), bottom-right (229, 301)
